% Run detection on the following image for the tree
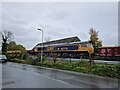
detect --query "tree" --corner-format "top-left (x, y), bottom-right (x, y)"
top-left (0, 30), bottom-right (13, 55)
top-left (7, 41), bottom-right (26, 51)
top-left (7, 41), bottom-right (16, 51)
top-left (14, 44), bottom-right (26, 51)
top-left (7, 41), bottom-right (26, 60)
top-left (89, 28), bottom-right (102, 55)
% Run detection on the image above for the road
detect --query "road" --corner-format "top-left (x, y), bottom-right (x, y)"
top-left (1, 62), bottom-right (119, 88)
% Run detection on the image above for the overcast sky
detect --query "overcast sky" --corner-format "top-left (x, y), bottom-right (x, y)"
top-left (0, 1), bottom-right (119, 50)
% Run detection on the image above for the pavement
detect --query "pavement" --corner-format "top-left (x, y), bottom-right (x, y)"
top-left (1, 62), bottom-right (119, 88)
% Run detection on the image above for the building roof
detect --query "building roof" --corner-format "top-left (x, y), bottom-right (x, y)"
top-left (33, 36), bottom-right (81, 49)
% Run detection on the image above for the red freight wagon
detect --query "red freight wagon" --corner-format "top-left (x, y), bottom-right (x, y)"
top-left (98, 46), bottom-right (120, 61)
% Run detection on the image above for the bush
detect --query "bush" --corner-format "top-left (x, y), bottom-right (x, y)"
top-left (55, 63), bottom-right (64, 69)
top-left (22, 53), bottom-right (28, 60)
top-left (74, 60), bottom-right (90, 67)
top-left (11, 58), bottom-right (119, 79)
top-left (21, 60), bottom-right (26, 64)
top-left (36, 62), bottom-right (42, 66)
top-left (90, 64), bottom-right (119, 78)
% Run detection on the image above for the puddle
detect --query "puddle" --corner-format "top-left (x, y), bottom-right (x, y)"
top-left (2, 81), bottom-right (15, 85)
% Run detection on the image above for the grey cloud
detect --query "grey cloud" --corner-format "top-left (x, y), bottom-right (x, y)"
top-left (46, 10), bottom-right (70, 21)
top-left (2, 2), bottom-right (118, 49)
top-left (103, 35), bottom-right (118, 46)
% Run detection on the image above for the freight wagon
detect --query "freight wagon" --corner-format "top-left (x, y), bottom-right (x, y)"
top-left (98, 46), bottom-right (120, 61)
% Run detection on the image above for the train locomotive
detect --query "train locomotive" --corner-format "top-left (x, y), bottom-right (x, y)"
top-left (32, 41), bottom-right (94, 58)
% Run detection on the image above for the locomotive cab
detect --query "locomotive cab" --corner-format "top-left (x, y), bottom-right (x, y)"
top-left (77, 41), bottom-right (94, 54)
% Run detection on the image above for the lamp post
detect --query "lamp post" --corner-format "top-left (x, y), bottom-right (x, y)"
top-left (38, 28), bottom-right (43, 62)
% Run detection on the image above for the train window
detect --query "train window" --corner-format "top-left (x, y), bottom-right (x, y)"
top-left (47, 46), bottom-right (54, 51)
top-left (37, 48), bottom-right (41, 51)
top-left (57, 48), bottom-right (60, 50)
top-left (88, 43), bottom-right (93, 48)
top-left (81, 43), bottom-right (87, 47)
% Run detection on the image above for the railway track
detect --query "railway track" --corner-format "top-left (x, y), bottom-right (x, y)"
top-left (47, 57), bottom-right (119, 64)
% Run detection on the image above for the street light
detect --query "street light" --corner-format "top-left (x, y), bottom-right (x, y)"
top-left (38, 28), bottom-right (43, 62)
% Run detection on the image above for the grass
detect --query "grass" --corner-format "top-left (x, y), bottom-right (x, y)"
top-left (9, 59), bottom-right (120, 79)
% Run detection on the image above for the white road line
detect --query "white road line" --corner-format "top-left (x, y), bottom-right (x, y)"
top-left (34, 73), bottom-right (70, 85)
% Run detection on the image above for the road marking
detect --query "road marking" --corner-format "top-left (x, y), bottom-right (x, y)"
top-left (34, 73), bottom-right (70, 85)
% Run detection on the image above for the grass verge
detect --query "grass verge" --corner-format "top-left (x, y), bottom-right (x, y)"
top-left (10, 59), bottom-right (120, 79)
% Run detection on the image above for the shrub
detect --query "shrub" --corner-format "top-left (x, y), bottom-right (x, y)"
top-left (75, 60), bottom-right (90, 67)
top-left (36, 62), bottom-right (42, 66)
top-left (11, 58), bottom-right (119, 79)
top-left (21, 60), bottom-right (26, 64)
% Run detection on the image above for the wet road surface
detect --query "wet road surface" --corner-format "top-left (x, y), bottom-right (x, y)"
top-left (2, 62), bottom-right (119, 88)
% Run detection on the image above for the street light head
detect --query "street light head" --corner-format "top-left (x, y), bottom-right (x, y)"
top-left (38, 28), bottom-right (41, 30)
top-left (38, 28), bottom-right (43, 31)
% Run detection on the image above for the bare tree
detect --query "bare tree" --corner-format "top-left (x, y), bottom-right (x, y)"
top-left (0, 30), bottom-right (13, 43)
top-left (0, 30), bottom-right (13, 55)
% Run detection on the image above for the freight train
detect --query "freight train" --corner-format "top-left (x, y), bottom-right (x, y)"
top-left (98, 46), bottom-right (120, 61)
top-left (30, 41), bottom-right (94, 58)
